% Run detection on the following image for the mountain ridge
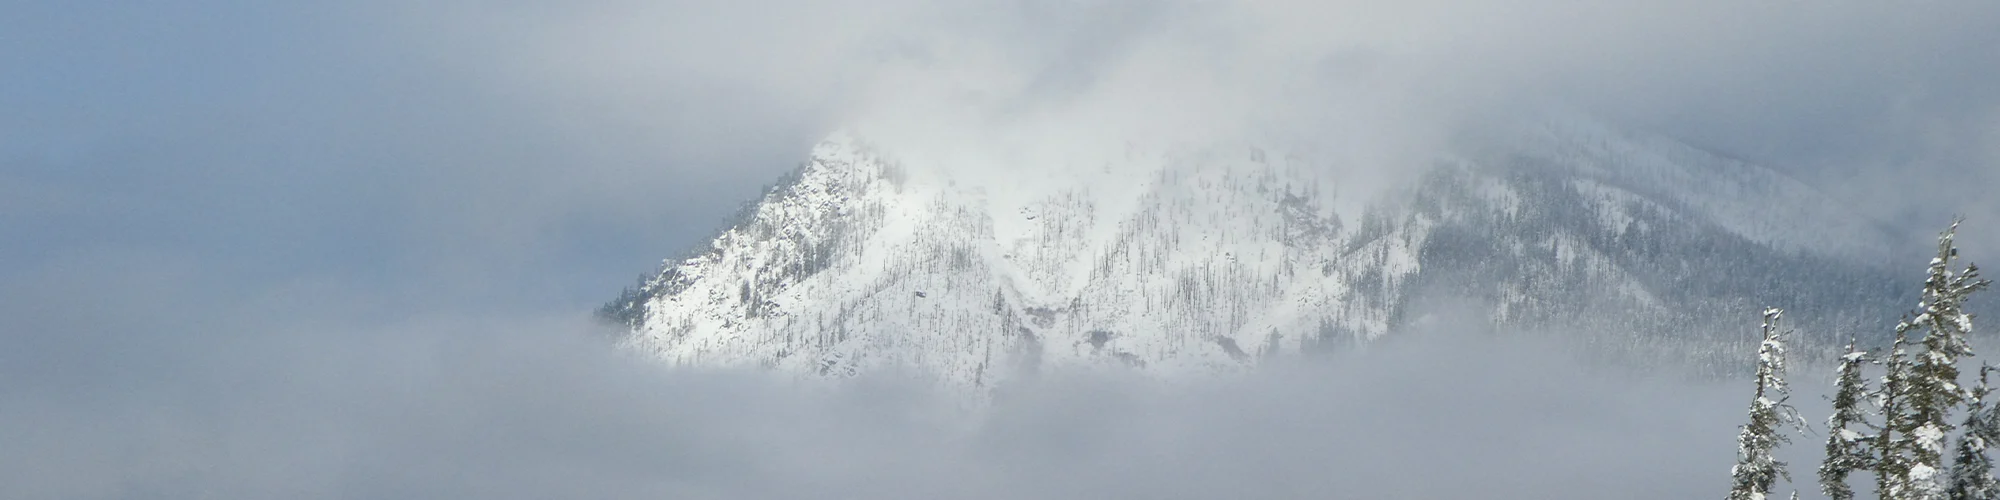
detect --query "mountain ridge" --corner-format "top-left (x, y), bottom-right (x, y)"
top-left (602, 117), bottom-right (1912, 390)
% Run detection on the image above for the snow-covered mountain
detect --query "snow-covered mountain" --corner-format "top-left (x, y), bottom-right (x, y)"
top-left (601, 117), bottom-right (1910, 389)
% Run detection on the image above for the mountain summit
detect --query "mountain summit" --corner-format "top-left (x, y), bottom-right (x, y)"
top-left (602, 117), bottom-right (1904, 389)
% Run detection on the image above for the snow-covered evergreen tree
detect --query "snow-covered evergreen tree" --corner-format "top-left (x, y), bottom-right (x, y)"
top-left (1879, 325), bottom-right (1920, 499)
top-left (1904, 221), bottom-right (1992, 499)
top-left (1866, 221), bottom-right (1993, 500)
top-left (1823, 340), bottom-right (1875, 500)
top-left (1731, 308), bottom-right (1805, 500)
top-left (1948, 365), bottom-right (1999, 500)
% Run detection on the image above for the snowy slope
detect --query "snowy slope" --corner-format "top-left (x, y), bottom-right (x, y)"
top-left (603, 117), bottom-right (1907, 389)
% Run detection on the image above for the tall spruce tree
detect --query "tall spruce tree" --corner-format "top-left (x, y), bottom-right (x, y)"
top-left (1823, 340), bottom-right (1875, 500)
top-left (1948, 365), bottom-right (1999, 500)
top-left (1731, 308), bottom-right (1805, 500)
top-left (1866, 221), bottom-right (1992, 500)
top-left (1905, 221), bottom-right (1992, 498)
top-left (1879, 324), bottom-right (1920, 499)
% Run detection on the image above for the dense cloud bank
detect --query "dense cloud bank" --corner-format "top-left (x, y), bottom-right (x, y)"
top-left (1, 306), bottom-right (1762, 499)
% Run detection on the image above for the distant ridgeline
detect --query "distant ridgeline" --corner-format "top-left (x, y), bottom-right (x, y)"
top-left (599, 120), bottom-right (1966, 387)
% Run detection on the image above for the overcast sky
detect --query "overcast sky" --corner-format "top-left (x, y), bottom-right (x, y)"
top-left (3, 1), bottom-right (1997, 498)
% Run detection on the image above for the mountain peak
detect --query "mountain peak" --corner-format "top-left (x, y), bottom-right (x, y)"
top-left (609, 119), bottom-right (1905, 390)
